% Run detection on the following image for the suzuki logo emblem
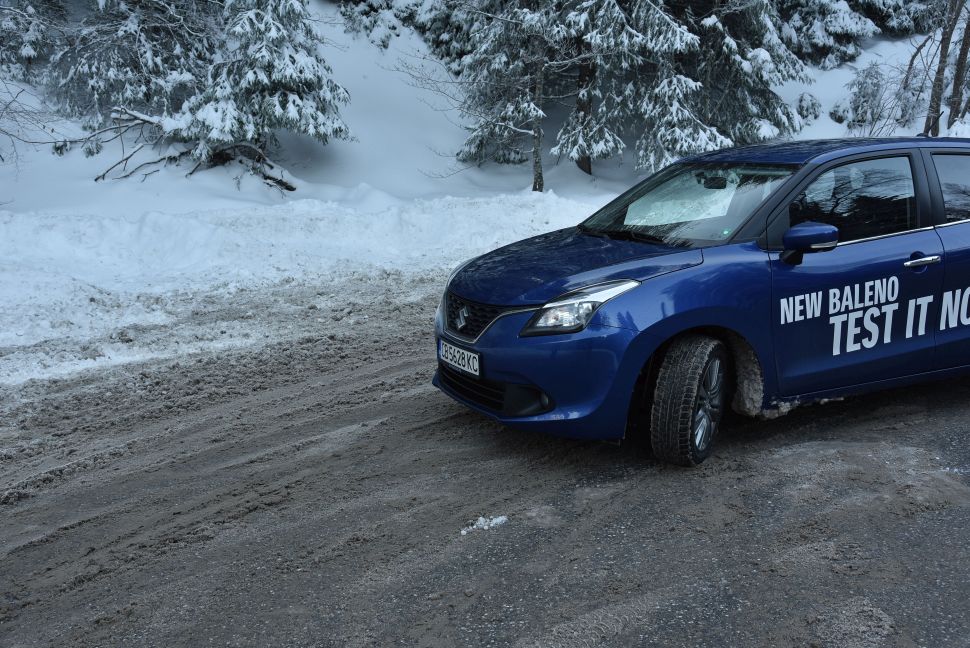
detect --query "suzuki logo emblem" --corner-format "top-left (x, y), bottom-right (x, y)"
top-left (456, 305), bottom-right (470, 330)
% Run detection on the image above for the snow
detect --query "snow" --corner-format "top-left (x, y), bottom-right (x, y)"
top-left (0, 2), bottom-right (623, 385)
top-left (776, 36), bottom-right (925, 140)
top-left (460, 515), bottom-right (508, 535)
top-left (0, 192), bottom-right (598, 384)
top-left (0, 4), bottom-right (948, 386)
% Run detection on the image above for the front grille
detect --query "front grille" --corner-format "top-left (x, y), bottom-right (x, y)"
top-left (446, 292), bottom-right (515, 339)
top-left (438, 363), bottom-right (506, 411)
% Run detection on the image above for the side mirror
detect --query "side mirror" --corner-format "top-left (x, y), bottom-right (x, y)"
top-left (781, 221), bottom-right (839, 265)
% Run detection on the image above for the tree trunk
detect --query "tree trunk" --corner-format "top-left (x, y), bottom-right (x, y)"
top-left (531, 70), bottom-right (544, 193)
top-left (574, 41), bottom-right (595, 176)
top-left (925, 0), bottom-right (965, 135)
top-left (949, 13), bottom-right (970, 128)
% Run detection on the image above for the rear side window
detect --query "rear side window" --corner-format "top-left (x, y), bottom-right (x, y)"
top-left (789, 156), bottom-right (917, 243)
top-left (932, 154), bottom-right (970, 222)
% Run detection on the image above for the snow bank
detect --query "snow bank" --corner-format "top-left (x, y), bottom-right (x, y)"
top-left (1, 191), bottom-right (595, 304)
top-left (0, 191), bottom-right (601, 383)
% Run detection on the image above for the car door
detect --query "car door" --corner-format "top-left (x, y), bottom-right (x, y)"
top-left (922, 149), bottom-right (970, 369)
top-left (767, 151), bottom-right (944, 397)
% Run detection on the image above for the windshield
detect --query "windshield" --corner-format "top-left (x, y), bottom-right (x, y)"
top-left (581, 163), bottom-right (796, 246)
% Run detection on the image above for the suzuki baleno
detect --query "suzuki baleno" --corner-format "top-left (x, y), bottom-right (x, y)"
top-left (433, 138), bottom-right (970, 466)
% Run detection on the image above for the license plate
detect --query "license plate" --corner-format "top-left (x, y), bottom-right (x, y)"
top-left (439, 339), bottom-right (480, 377)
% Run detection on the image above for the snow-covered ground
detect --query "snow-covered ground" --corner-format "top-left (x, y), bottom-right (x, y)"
top-left (0, 192), bottom-right (597, 384)
top-left (0, 6), bottom-right (930, 386)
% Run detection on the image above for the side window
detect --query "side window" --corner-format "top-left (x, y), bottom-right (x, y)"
top-left (932, 154), bottom-right (970, 222)
top-left (789, 157), bottom-right (917, 243)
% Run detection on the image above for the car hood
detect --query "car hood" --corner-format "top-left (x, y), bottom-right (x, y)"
top-left (448, 227), bottom-right (704, 306)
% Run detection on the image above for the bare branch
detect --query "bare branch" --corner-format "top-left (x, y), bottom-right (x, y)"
top-left (95, 144), bottom-right (145, 181)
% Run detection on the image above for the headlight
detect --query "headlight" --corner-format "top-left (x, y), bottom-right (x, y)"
top-left (521, 280), bottom-right (639, 336)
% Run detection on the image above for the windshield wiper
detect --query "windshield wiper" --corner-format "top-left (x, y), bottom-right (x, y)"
top-left (579, 224), bottom-right (651, 241)
top-left (604, 229), bottom-right (691, 247)
top-left (578, 224), bottom-right (690, 247)
top-left (577, 223), bottom-right (608, 238)
top-left (604, 229), bottom-right (665, 244)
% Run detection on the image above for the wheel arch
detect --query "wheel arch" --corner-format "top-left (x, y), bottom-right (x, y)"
top-left (626, 325), bottom-right (767, 440)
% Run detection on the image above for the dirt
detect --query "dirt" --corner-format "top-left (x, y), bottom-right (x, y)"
top-left (3, 292), bottom-right (970, 647)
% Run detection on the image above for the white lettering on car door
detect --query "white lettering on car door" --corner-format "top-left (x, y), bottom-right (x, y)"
top-left (777, 276), bottom-right (970, 356)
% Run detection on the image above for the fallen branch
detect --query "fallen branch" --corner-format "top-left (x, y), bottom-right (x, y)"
top-left (114, 150), bottom-right (191, 180)
top-left (186, 142), bottom-right (296, 191)
top-left (94, 144), bottom-right (144, 182)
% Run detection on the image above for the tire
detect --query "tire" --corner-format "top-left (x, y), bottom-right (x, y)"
top-left (650, 335), bottom-right (729, 467)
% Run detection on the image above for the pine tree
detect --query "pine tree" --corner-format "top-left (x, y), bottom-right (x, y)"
top-left (48, 0), bottom-right (218, 125)
top-left (838, 61), bottom-right (895, 134)
top-left (777, 0), bottom-right (879, 69)
top-left (858, 0), bottom-right (936, 35)
top-left (454, 0), bottom-right (563, 191)
top-left (551, 0), bottom-right (644, 175)
top-left (625, 1), bottom-right (732, 171)
top-left (174, 0), bottom-right (351, 164)
top-left (340, 0), bottom-right (404, 49)
top-left (0, 0), bottom-right (64, 80)
top-left (365, 0), bottom-right (811, 181)
top-left (683, 0), bottom-right (805, 148)
top-left (409, 0), bottom-right (504, 75)
top-left (633, 69), bottom-right (731, 171)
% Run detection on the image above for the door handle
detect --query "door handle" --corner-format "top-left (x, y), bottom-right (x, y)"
top-left (903, 255), bottom-right (942, 268)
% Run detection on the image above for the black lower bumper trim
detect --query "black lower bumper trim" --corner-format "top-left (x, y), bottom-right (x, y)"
top-left (437, 364), bottom-right (553, 417)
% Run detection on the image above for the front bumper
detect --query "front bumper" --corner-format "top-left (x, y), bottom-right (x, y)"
top-left (432, 309), bottom-right (642, 440)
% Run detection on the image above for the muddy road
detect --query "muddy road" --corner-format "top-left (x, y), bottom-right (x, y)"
top-left (3, 295), bottom-right (970, 647)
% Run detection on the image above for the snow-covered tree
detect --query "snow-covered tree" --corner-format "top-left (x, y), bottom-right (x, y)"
top-left (340, 0), bottom-right (405, 49)
top-left (626, 2), bottom-right (737, 170)
top-left (453, 1), bottom-right (564, 191)
top-left (448, 0), bottom-right (736, 180)
top-left (551, 0), bottom-right (645, 174)
top-left (777, 0), bottom-right (879, 69)
top-left (48, 0), bottom-right (219, 125)
top-left (632, 70), bottom-right (731, 171)
top-left (174, 0), bottom-right (351, 165)
top-left (797, 92), bottom-right (822, 122)
top-left (858, 0), bottom-right (937, 35)
top-left (0, 0), bottom-right (64, 80)
top-left (828, 2), bottom-right (960, 138)
top-left (409, 0), bottom-right (506, 75)
top-left (398, 0), bottom-right (809, 181)
top-left (831, 62), bottom-right (897, 134)
top-left (776, 0), bottom-right (937, 69)
top-left (683, 1), bottom-right (806, 149)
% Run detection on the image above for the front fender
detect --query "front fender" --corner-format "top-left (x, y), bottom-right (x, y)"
top-left (597, 242), bottom-right (780, 407)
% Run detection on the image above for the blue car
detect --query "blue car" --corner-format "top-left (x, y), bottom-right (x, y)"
top-left (433, 137), bottom-right (970, 466)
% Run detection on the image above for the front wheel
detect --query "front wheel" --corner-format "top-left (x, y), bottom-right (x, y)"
top-left (650, 336), bottom-right (729, 466)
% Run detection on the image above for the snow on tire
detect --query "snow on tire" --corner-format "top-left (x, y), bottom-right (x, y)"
top-left (650, 335), bottom-right (729, 467)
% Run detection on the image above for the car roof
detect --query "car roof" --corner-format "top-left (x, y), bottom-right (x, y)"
top-left (683, 137), bottom-right (970, 166)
